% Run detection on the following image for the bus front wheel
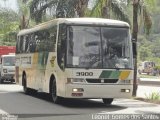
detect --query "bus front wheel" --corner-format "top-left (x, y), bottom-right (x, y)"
top-left (102, 98), bottom-right (113, 105)
top-left (0, 79), bottom-right (4, 84)
top-left (50, 80), bottom-right (61, 104)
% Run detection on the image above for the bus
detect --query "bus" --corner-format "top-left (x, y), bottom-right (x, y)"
top-left (0, 54), bottom-right (15, 83)
top-left (16, 18), bottom-right (133, 105)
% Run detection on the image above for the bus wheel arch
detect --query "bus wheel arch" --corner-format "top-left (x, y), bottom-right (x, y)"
top-left (49, 74), bottom-right (62, 103)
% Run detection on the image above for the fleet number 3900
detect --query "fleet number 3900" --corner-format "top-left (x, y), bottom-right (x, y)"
top-left (76, 72), bottom-right (93, 76)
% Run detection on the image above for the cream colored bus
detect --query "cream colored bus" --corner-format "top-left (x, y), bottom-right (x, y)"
top-left (16, 18), bottom-right (133, 105)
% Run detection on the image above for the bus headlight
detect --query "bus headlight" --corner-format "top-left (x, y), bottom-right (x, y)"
top-left (67, 78), bottom-right (86, 84)
top-left (72, 88), bottom-right (84, 92)
top-left (121, 89), bottom-right (130, 93)
top-left (3, 69), bottom-right (7, 73)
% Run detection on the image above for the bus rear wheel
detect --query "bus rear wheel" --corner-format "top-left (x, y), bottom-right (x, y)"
top-left (102, 98), bottom-right (113, 105)
top-left (23, 75), bottom-right (31, 94)
top-left (50, 80), bottom-right (62, 104)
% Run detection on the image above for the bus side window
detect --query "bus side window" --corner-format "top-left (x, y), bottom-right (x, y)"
top-left (49, 35), bottom-right (56, 52)
top-left (48, 26), bottom-right (57, 52)
top-left (19, 36), bottom-right (24, 53)
top-left (16, 36), bottom-right (20, 54)
top-left (26, 34), bottom-right (31, 53)
top-left (44, 31), bottom-right (50, 52)
top-left (29, 33), bottom-right (36, 53)
top-left (35, 31), bottom-right (42, 52)
top-left (57, 24), bottom-right (67, 70)
top-left (35, 31), bottom-right (49, 52)
top-left (25, 35), bottom-right (29, 53)
top-left (22, 35), bottom-right (29, 53)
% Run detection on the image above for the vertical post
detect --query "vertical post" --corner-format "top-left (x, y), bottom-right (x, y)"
top-left (132, 0), bottom-right (139, 96)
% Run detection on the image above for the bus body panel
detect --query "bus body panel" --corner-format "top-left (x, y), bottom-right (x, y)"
top-left (63, 68), bottom-right (133, 98)
top-left (65, 84), bottom-right (132, 98)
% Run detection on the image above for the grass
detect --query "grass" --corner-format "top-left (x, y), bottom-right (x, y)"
top-left (145, 92), bottom-right (160, 100)
top-left (135, 92), bottom-right (160, 104)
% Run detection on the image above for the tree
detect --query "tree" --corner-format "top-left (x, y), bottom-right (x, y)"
top-left (29, 0), bottom-right (89, 24)
top-left (132, 0), bottom-right (154, 96)
top-left (0, 7), bottom-right (19, 45)
top-left (17, 0), bottom-right (30, 29)
top-left (89, 0), bottom-right (130, 24)
top-left (89, 0), bottom-right (154, 96)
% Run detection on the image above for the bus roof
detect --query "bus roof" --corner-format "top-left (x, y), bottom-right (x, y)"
top-left (18, 18), bottom-right (130, 36)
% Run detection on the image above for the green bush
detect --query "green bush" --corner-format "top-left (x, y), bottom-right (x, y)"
top-left (154, 66), bottom-right (160, 70)
top-left (145, 92), bottom-right (160, 100)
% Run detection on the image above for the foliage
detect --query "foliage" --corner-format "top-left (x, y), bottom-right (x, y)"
top-left (26, 0), bottom-right (130, 24)
top-left (28, 0), bottom-right (89, 24)
top-left (137, 35), bottom-right (152, 61)
top-left (89, 0), bottom-right (130, 24)
top-left (145, 92), bottom-right (160, 100)
top-left (0, 7), bottom-right (19, 45)
top-left (17, 0), bottom-right (31, 29)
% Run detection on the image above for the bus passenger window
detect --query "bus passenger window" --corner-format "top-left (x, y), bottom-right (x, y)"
top-left (48, 26), bottom-right (57, 52)
top-left (19, 36), bottom-right (24, 53)
top-left (16, 37), bottom-right (21, 54)
top-left (57, 24), bottom-right (66, 70)
top-left (29, 34), bottom-right (36, 53)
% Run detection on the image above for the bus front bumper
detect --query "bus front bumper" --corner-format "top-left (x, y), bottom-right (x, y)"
top-left (65, 84), bottom-right (133, 98)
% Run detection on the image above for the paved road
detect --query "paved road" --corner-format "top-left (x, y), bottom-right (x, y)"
top-left (0, 84), bottom-right (160, 120)
top-left (139, 77), bottom-right (160, 86)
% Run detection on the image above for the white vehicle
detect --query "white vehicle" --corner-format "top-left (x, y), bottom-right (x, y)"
top-left (138, 61), bottom-right (155, 75)
top-left (16, 18), bottom-right (133, 105)
top-left (0, 54), bottom-right (15, 83)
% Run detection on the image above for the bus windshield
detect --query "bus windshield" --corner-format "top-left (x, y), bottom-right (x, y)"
top-left (67, 26), bottom-right (133, 69)
top-left (3, 57), bottom-right (15, 66)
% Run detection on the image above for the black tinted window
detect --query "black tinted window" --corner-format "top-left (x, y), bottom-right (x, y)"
top-left (17, 26), bottom-right (57, 53)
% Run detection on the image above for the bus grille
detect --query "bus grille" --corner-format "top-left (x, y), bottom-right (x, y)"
top-left (86, 79), bottom-right (118, 83)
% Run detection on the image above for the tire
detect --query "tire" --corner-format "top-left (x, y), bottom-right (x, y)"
top-left (0, 79), bottom-right (4, 84)
top-left (102, 98), bottom-right (113, 105)
top-left (10, 79), bottom-right (15, 84)
top-left (50, 80), bottom-right (62, 104)
top-left (23, 74), bottom-right (32, 94)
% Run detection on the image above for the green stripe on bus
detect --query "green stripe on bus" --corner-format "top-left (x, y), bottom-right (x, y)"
top-left (109, 71), bottom-right (121, 79)
top-left (99, 71), bottom-right (112, 78)
top-left (99, 71), bottom-right (121, 79)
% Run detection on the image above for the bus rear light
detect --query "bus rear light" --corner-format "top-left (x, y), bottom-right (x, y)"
top-left (72, 88), bottom-right (84, 92)
top-left (121, 89), bottom-right (130, 93)
top-left (72, 93), bottom-right (83, 97)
